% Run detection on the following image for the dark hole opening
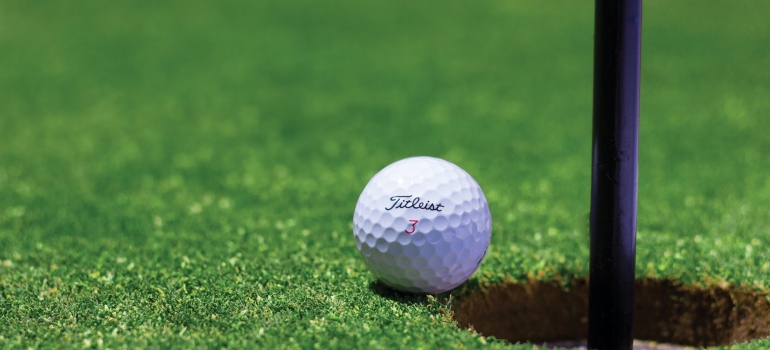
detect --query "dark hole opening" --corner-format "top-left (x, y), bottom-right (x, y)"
top-left (453, 278), bottom-right (770, 347)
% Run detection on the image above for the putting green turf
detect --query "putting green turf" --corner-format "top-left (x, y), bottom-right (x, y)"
top-left (1, 0), bottom-right (769, 348)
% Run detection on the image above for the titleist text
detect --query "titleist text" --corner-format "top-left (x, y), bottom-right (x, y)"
top-left (385, 195), bottom-right (444, 212)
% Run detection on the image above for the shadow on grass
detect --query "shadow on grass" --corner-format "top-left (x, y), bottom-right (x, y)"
top-left (368, 280), bottom-right (431, 305)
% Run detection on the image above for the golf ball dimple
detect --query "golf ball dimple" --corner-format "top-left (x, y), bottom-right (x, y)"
top-left (353, 156), bottom-right (492, 294)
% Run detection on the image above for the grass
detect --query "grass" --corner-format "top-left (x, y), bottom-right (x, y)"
top-left (1, 0), bottom-right (769, 348)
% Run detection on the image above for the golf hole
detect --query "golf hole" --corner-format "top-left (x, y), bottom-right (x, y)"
top-left (453, 278), bottom-right (770, 348)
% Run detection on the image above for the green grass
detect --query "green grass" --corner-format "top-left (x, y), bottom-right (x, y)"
top-left (1, 0), bottom-right (769, 348)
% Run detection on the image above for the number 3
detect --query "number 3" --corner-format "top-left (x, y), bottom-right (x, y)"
top-left (405, 219), bottom-right (419, 234)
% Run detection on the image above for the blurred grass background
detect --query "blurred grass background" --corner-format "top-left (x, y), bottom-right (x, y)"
top-left (1, 0), bottom-right (769, 348)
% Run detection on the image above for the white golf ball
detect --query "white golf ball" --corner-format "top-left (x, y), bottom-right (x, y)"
top-left (353, 156), bottom-right (492, 294)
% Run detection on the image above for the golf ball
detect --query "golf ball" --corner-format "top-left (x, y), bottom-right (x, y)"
top-left (353, 156), bottom-right (491, 294)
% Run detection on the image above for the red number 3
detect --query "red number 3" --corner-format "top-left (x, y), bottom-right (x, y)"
top-left (405, 219), bottom-right (419, 234)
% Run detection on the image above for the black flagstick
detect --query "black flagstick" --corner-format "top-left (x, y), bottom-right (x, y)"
top-left (588, 0), bottom-right (642, 349)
